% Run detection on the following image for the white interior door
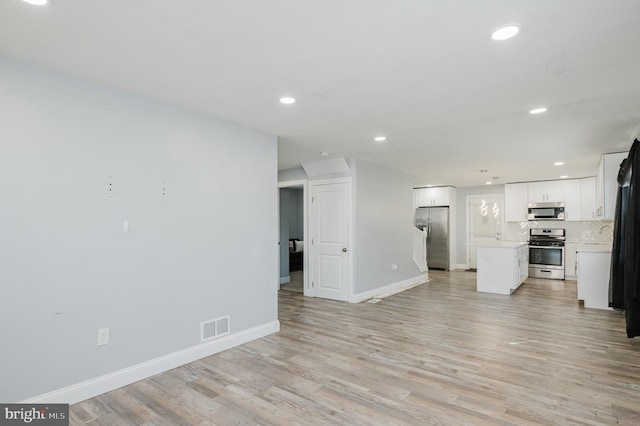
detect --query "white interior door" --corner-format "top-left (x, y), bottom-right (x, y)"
top-left (310, 180), bottom-right (351, 301)
top-left (468, 195), bottom-right (503, 269)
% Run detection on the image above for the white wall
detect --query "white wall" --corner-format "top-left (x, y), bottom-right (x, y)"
top-left (354, 160), bottom-right (422, 295)
top-left (0, 56), bottom-right (278, 402)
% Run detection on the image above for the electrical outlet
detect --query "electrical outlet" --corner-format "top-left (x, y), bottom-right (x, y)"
top-left (392, 264), bottom-right (398, 270)
top-left (97, 328), bottom-right (110, 346)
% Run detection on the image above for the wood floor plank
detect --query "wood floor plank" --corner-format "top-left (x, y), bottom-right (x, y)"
top-left (70, 271), bottom-right (640, 425)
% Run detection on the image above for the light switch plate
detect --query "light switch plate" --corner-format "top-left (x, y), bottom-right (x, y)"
top-left (97, 328), bottom-right (109, 346)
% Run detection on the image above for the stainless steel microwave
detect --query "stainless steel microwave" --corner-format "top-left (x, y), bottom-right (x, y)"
top-left (527, 202), bottom-right (565, 221)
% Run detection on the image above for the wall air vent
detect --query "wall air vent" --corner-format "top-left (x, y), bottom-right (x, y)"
top-left (200, 315), bottom-right (231, 342)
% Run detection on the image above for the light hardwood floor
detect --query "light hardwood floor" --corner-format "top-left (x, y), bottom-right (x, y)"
top-left (280, 270), bottom-right (303, 293)
top-left (70, 271), bottom-right (640, 425)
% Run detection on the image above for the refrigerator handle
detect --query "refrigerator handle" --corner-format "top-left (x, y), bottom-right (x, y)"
top-left (427, 219), bottom-right (432, 240)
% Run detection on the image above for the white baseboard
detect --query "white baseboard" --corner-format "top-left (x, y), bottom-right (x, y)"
top-left (350, 274), bottom-right (428, 303)
top-left (280, 276), bottom-right (291, 284)
top-left (22, 320), bottom-right (280, 405)
top-left (456, 263), bottom-right (469, 270)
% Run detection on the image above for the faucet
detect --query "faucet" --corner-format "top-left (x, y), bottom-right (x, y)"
top-left (599, 224), bottom-right (613, 234)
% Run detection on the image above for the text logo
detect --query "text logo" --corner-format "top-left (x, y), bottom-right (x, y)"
top-left (1, 404), bottom-right (68, 425)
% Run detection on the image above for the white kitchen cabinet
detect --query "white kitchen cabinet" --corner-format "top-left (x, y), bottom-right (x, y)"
top-left (477, 242), bottom-right (528, 295)
top-left (596, 158), bottom-right (604, 217)
top-left (527, 182), bottom-right (546, 203)
top-left (507, 175), bottom-right (598, 222)
top-left (504, 183), bottom-right (528, 222)
top-left (564, 243), bottom-right (578, 280)
top-left (577, 247), bottom-right (612, 310)
top-left (516, 244), bottom-right (529, 285)
top-left (580, 176), bottom-right (597, 220)
top-left (564, 179), bottom-right (581, 221)
top-left (415, 186), bottom-right (453, 207)
top-left (547, 181), bottom-right (566, 201)
top-left (565, 178), bottom-right (598, 221)
top-left (528, 180), bottom-right (565, 203)
top-left (596, 152), bottom-right (627, 220)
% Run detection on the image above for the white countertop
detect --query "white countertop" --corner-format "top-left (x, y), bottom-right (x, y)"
top-left (471, 241), bottom-right (612, 251)
top-left (566, 240), bottom-right (613, 244)
top-left (475, 241), bottom-right (528, 249)
top-left (577, 243), bottom-right (612, 253)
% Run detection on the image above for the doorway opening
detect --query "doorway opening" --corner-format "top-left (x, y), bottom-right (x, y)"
top-left (466, 194), bottom-right (504, 269)
top-left (278, 180), bottom-right (308, 295)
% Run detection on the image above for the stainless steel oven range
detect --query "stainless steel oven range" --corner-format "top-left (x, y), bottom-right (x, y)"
top-left (528, 228), bottom-right (565, 280)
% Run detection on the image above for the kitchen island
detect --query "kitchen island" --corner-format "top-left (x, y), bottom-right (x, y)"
top-left (577, 244), bottom-right (613, 310)
top-left (477, 241), bottom-right (529, 295)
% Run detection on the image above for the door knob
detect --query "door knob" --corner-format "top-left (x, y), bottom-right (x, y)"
top-left (342, 248), bottom-right (347, 252)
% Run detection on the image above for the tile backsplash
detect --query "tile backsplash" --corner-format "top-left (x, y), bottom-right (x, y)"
top-left (503, 220), bottom-right (614, 243)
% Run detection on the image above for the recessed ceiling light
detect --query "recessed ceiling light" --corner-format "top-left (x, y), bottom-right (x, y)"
top-left (560, 175), bottom-right (569, 179)
top-left (374, 136), bottom-right (387, 142)
top-left (426, 185), bottom-right (433, 188)
top-left (492, 25), bottom-right (520, 41)
top-left (279, 97), bottom-right (296, 105)
top-left (554, 161), bottom-right (565, 166)
top-left (485, 181), bottom-right (493, 185)
top-left (529, 107), bottom-right (548, 114)
top-left (320, 152), bottom-right (329, 157)
top-left (22, 0), bottom-right (51, 5)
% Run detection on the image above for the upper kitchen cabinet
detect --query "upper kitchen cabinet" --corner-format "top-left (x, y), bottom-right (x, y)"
top-left (564, 177), bottom-right (597, 221)
top-left (580, 177), bottom-right (597, 220)
top-left (414, 186), bottom-right (455, 207)
top-left (528, 180), bottom-right (565, 203)
top-left (596, 152), bottom-right (627, 220)
top-left (564, 179), bottom-right (581, 221)
top-left (504, 183), bottom-right (528, 222)
top-left (506, 177), bottom-right (596, 222)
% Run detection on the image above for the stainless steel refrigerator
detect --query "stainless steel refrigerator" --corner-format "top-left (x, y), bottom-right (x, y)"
top-left (414, 207), bottom-right (449, 270)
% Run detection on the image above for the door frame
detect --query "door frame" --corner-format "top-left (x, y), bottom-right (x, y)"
top-left (309, 177), bottom-right (353, 301)
top-left (466, 194), bottom-right (505, 269)
top-left (278, 179), bottom-right (309, 296)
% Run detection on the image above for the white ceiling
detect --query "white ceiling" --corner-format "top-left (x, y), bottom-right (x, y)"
top-left (1, 0), bottom-right (639, 187)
